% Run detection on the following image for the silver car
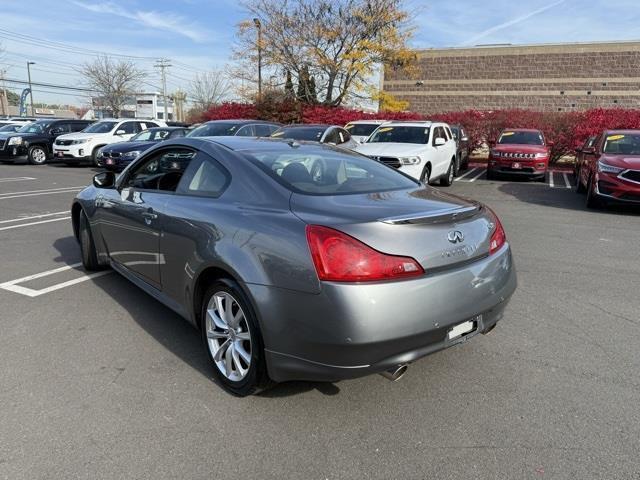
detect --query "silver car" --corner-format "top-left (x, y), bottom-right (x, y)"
top-left (72, 137), bottom-right (516, 396)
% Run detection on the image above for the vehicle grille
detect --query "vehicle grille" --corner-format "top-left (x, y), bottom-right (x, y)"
top-left (371, 156), bottom-right (401, 168)
top-left (620, 169), bottom-right (640, 183)
top-left (56, 139), bottom-right (73, 146)
top-left (102, 151), bottom-right (121, 158)
top-left (499, 166), bottom-right (536, 173)
top-left (499, 152), bottom-right (537, 159)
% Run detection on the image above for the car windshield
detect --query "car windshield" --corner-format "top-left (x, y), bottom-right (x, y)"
top-left (243, 145), bottom-right (418, 196)
top-left (367, 126), bottom-right (430, 144)
top-left (132, 129), bottom-right (171, 141)
top-left (17, 122), bottom-right (52, 134)
top-left (271, 127), bottom-right (326, 141)
top-left (603, 133), bottom-right (640, 155)
top-left (83, 121), bottom-right (117, 133)
top-left (187, 122), bottom-right (240, 137)
top-left (345, 123), bottom-right (381, 136)
top-left (0, 124), bottom-right (20, 132)
top-left (498, 131), bottom-right (544, 145)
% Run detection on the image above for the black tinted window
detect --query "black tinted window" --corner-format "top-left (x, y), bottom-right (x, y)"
top-left (187, 122), bottom-right (241, 137)
top-left (271, 127), bottom-right (325, 141)
top-left (345, 123), bottom-right (380, 136)
top-left (124, 149), bottom-right (196, 192)
top-left (254, 124), bottom-right (278, 137)
top-left (169, 129), bottom-right (187, 138)
top-left (244, 145), bottom-right (418, 196)
top-left (119, 122), bottom-right (139, 134)
top-left (235, 125), bottom-right (254, 137)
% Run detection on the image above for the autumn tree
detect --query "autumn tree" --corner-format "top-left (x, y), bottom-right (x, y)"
top-left (234, 0), bottom-right (415, 107)
top-left (80, 56), bottom-right (145, 117)
top-left (189, 71), bottom-right (231, 111)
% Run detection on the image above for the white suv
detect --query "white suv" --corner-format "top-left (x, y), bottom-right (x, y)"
top-left (344, 119), bottom-right (388, 143)
top-left (357, 121), bottom-right (458, 186)
top-left (54, 118), bottom-right (164, 166)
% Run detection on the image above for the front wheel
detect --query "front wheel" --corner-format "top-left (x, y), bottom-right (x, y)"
top-left (586, 176), bottom-right (604, 209)
top-left (79, 210), bottom-right (103, 271)
top-left (420, 165), bottom-right (431, 185)
top-left (440, 160), bottom-right (454, 186)
top-left (27, 145), bottom-right (48, 165)
top-left (201, 280), bottom-right (271, 396)
top-left (575, 168), bottom-right (586, 193)
top-left (91, 147), bottom-right (102, 167)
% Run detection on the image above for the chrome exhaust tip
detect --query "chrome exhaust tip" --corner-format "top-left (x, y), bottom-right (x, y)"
top-left (379, 364), bottom-right (408, 382)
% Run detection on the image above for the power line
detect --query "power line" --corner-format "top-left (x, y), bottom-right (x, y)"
top-left (1, 77), bottom-right (96, 93)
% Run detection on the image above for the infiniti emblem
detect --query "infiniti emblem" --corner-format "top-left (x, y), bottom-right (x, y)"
top-left (447, 230), bottom-right (464, 244)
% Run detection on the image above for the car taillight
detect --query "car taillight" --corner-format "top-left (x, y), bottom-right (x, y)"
top-left (306, 225), bottom-right (424, 282)
top-left (489, 214), bottom-right (506, 255)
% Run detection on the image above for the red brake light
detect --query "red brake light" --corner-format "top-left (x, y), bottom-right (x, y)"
top-left (306, 225), bottom-right (424, 282)
top-left (489, 214), bottom-right (506, 255)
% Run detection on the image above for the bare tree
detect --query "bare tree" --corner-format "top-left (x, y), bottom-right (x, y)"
top-left (189, 71), bottom-right (231, 111)
top-left (80, 56), bottom-right (145, 117)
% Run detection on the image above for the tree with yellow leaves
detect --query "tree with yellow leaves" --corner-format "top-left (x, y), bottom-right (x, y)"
top-left (233, 0), bottom-right (415, 107)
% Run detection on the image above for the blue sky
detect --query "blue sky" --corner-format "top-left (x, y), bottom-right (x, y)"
top-left (1, 0), bottom-right (640, 106)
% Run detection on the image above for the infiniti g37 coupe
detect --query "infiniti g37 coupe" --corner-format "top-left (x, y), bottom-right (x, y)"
top-left (71, 137), bottom-right (517, 396)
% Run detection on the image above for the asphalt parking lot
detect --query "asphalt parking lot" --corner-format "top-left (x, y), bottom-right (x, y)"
top-left (1, 162), bottom-right (639, 480)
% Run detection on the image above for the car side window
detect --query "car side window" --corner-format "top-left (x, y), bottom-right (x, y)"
top-left (179, 154), bottom-right (230, 197)
top-left (338, 128), bottom-right (351, 143)
top-left (50, 123), bottom-right (70, 134)
top-left (235, 125), bottom-right (255, 137)
top-left (169, 129), bottom-right (186, 138)
top-left (254, 124), bottom-right (277, 137)
top-left (145, 122), bottom-right (160, 129)
top-left (123, 148), bottom-right (196, 192)
top-left (444, 126), bottom-right (452, 140)
top-left (432, 127), bottom-right (445, 146)
top-left (70, 123), bottom-right (87, 132)
top-left (324, 129), bottom-right (340, 144)
top-left (119, 122), bottom-right (139, 135)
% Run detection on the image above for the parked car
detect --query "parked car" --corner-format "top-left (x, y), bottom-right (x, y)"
top-left (98, 127), bottom-right (189, 171)
top-left (72, 136), bottom-right (516, 395)
top-left (357, 121), bottom-right (458, 186)
top-left (574, 135), bottom-right (596, 178)
top-left (450, 124), bottom-right (470, 175)
top-left (575, 130), bottom-right (640, 208)
top-left (54, 119), bottom-right (164, 166)
top-left (271, 124), bottom-right (359, 150)
top-left (0, 124), bottom-right (23, 133)
top-left (487, 129), bottom-right (551, 181)
top-left (344, 120), bottom-right (388, 143)
top-left (187, 119), bottom-right (280, 138)
top-left (0, 119), bottom-right (94, 165)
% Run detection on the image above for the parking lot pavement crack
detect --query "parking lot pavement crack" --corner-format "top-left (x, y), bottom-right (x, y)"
top-left (584, 301), bottom-right (639, 327)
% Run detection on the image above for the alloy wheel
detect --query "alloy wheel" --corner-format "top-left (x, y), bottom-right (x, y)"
top-left (205, 291), bottom-right (252, 382)
top-left (31, 148), bottom-right (46, 164)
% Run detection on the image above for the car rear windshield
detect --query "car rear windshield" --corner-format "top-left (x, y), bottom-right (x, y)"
top-left (345, 123), bottom-right (380, 136)
top-left (498, 131), bottom-right (544, 145)
top-left (367, 126), bottom-right (430, 144)
top-left (271, 127), bottom-right (325, 141)
top-left (187, 122), bottom-right (240, 137)
top-left (17, 121), bottom-right (52, 134)
top-left (243, 146), bottom-right (418, 196)
top-left (83, 121), bottom-right (117, 133)
top-left (603, 133), bottom-right (640, 155)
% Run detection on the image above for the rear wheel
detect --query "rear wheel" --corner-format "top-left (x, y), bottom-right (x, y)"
top-left (486, 169), bottom-right (494, 180)
top-left (201, 280), bottom-right (271, 396)
top-left (27, 145), bottom-right (48, 165)
top-left (440, 160), bottom-right (454, 187)
top-left (79, 210), bottom-right (102, 271)
top-left (420, 165), bottom-right (431, 185)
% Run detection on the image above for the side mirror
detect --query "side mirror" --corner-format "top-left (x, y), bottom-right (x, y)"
top-left (434, 137), bottom-right (446, 147)
top-left (116, 129), bottom-right (126, 135)
top-left (93, 171), bottom-right (116, 189)
top-left (583, 147), bottom-right (596, 155)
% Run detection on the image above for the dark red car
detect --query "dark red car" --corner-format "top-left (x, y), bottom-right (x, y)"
top-left (487, 129), bottom-right (551, 181)
top-left (576, 130), bottom-right (640, 208)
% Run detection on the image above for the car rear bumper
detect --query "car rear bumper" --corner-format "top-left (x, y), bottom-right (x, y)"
top-left (250, 244), bottom-right (517, 382)
top-left (595, 172), bottom-right (640, 204)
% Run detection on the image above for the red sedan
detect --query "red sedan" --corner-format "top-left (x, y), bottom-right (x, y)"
top-left (576, 130), bottom-right (640, 208)
top-left (487, 129), bottom-right (551, 182)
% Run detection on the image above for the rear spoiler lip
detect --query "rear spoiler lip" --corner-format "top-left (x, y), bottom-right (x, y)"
top-left (378, 203), bottom-right (482, 225)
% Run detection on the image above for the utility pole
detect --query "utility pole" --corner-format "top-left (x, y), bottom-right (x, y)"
top-left (154, 58), bottom-right (172, 121)
top-left (253, 18), bottom-right (262, 100)
top-left (0, 69), bottom-right (7, 116)
top-left (26, 61), bottom-right (36, 116)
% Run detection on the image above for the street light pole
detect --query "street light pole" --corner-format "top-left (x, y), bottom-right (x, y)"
top-left (253, 18), bottom-right (262, 100)
top-left (26, 61), bottom-right (35, 117)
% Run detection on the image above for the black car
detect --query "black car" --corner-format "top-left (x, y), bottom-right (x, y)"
top-left (187, 119), bottom-right (281, 138)
top-left (450, 124), bottom-right (470, 175)
top-left (271, 124), bottom-right (359, 150)
top-left (0, 119), bottom-right (93, 165)
top-left (98, 127), bottom-right (189, 171)
top-left (0, 124), bottom-right (22, 133)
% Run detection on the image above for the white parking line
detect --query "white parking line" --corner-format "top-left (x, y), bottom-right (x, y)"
top-left (562, 172), bottom-right (572, 189)
top-left (0, 177), bottom-right (36, 183)
top-left (468, 168), bottom-right (487, 182)
top-left (0, 263), bottom-right (110, 298)
top-left (549, 171), bottom-right (555, 188)
top-left (0, 211), bottom-right (68, 224)
top-left (0, 217), bottom-right (70, 232)
top-left (0, 186), bottom-right (82, 200)
top-left (454, 167), bottom-right (479, 181)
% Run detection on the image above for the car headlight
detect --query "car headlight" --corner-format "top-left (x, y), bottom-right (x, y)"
top-left (7, 136), bottom-right (22, 146)
top-left (534, 153), bottom-right (548, 159)
top-left (399, 156), bottom-right (421, 165)
top-left (122, 150), bottom-right (141, 159)
top-left (598, 160), bottom-right (624, 174)
top-left (71, 138), bottom-right (91, 145)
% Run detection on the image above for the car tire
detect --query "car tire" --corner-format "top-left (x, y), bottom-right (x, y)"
top-left (453, 154), bottom-right (461, 177)
top-left (575, 168), bottom-right (585, 193)
top-left (440, 160), bottom-right (454, 187)
top-left (420, 164), bottom-right (431, 185)
top-left (79, 210), bottom-right (103, 271)
top-left (201, 279), bottom-right (272, 396)
top-left (27, 145), bottom-right (48, 165)
top-left (536, 173), bottom-right (547, 183)
top-left (586, 176), bottom-right (604, 209)
top-left (486, 169), bottom-right (494, 180)
top-left (91, 147), bottom-right (102, 167)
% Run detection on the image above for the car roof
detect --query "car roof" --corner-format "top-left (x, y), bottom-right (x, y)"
top-left (381, 121), bottom-right (434, 127)
top-left (345, 119), bottom-right (388, 124)
top-left (202, 119), bottom-right (280, 125)
top-left (198, 136), bottom-right (335, 152)
top-left (145, 126), bottom-right (185, 131)
top-left (604, 129), bottom-right (640, 134)
top-left (278, 123), bottom-right (332, 129)
top-left (500, 128), bottom-right (541, 133)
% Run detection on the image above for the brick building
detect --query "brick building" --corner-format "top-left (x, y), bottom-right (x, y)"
top-left (383, 41), bottom-right (640, 114)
